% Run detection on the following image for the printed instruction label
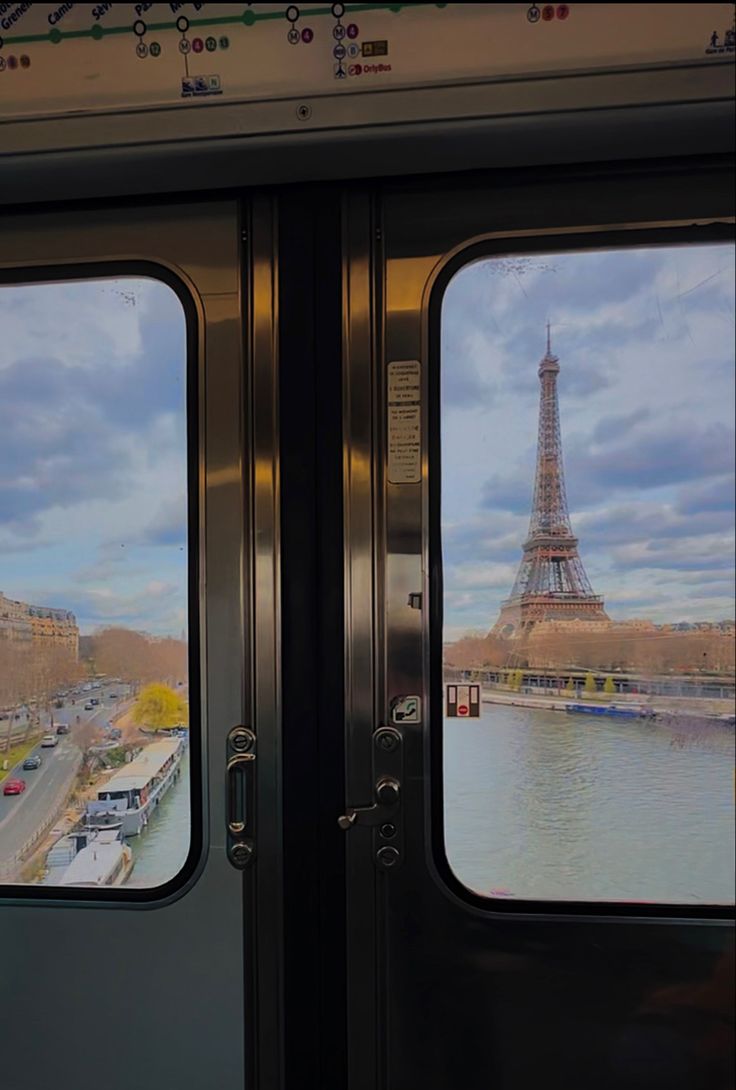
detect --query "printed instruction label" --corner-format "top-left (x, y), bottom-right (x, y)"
top-left (388, 360), bottom-right (421, 484)
top-left (391, 695), bottom-right (421, 724)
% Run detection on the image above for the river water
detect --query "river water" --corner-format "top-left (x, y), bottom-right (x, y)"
top-left (125, 708), bottom-right (734, 905)
top-left (445, 704), bottom-right (735, 905)
top-left (127, 752), bottom-right (191, 887)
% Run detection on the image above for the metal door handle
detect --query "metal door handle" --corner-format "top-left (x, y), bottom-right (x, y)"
top-left (227, 753), bottom-right (255, 835)
top-left (226, 727), bottom-right (256, 869)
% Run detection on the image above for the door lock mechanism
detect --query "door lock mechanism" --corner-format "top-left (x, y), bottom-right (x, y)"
top-left (226, 727), bottom-right (256, 869)
top-left (338, 776), bottom-right (400, 830)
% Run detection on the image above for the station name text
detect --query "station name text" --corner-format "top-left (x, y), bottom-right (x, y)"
top-left (0, 1), bottom-right (31, 32)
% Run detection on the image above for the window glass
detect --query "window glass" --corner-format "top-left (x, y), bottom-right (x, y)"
top-left (441, 242), bottom-right (735, 905)
top-left (0, 276), bottom-right (191, 890)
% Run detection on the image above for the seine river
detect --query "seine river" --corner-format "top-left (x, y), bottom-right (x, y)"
top-left (445, 703), bottom-right (735, 905)
top-left (127, 752), bottom-right (191, 887)
top-left (127, 711), bottom-right (734, 905)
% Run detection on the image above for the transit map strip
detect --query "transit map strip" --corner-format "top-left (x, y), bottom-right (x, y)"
top-left (1, 3), bottom-right (446, 47)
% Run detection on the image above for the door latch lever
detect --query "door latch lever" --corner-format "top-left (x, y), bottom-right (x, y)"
top-left (338, 777), bottom-right (400, 830)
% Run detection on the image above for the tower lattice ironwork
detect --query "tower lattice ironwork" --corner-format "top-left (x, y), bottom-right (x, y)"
top-left (493, 327), bottom-right (608, 637)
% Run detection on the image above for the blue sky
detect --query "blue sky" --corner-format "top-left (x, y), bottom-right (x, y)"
top-left (2, 247), bottom-right (733, 642)
top-left (441, 243), bottom-right (735, 641)
top-left (0, 277), bottom-right (188, 637)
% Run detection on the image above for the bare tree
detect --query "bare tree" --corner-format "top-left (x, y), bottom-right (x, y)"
top-left (445, 627), bottom-right (735, 678)
top-left (89, 627), bottom-right (188, 690)
top-left (0, 640), bottom-right (83, 749)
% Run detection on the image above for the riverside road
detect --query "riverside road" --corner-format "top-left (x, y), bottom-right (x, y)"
top-left (0, 685), bottom-right (129, 868)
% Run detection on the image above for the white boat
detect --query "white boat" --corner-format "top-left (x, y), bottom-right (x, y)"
top-left (85, 737), bottom-right (184, 836)
top-left (58, 829), bottom-right (134, 887)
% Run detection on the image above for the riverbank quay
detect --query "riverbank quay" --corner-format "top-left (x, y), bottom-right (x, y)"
top-left (480, 686), bottom-right (735, 725)
top-left (7, 701), bottom-right (149, 884)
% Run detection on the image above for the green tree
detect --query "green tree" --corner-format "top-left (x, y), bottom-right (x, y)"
top-left (132, 683), bottom-right (187, 731)
top-left (603, 676), bottom-right (616, 695)
top-left (584, 672), bottom-right (597, 694)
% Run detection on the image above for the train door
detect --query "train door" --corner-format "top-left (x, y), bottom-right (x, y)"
top-left (341, 161), bottom-right (735, 1088)
top-left (0, 199), bottom-right (281, 1090)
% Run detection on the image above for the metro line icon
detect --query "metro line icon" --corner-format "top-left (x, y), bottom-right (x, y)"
top-left (181, 74), bottom-right (222, 98)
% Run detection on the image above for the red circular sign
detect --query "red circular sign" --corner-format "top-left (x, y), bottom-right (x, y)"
top-left (557, 4), bottom-right (569, 18)
top-left (458, 704), bottom-right (469, 715)
top-left (542, 4), bottom-right (554, 19)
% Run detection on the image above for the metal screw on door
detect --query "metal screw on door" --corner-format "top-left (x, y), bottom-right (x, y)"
top-left (229, 842), bottom-right (253, 868)
top-left (374, 727), bottom-right (401, 752)
top-left (229, 726), bottom-right (255, 753)
top-left (376, 846), bottom-right (400, 869)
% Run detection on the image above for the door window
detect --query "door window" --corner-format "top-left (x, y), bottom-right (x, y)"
top-left (0, 273), bottom-right (195, 891)
top-left (440, 241), bottom-right (735, 905)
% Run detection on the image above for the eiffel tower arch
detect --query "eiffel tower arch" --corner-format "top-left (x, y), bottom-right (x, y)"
top-left (493, 328), bottom-right (608, 638)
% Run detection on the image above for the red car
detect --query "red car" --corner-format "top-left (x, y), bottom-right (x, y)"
top-left (3, 778), bottom-right (26, 796)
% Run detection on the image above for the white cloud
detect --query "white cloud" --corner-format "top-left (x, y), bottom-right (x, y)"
top-left (441, 243), bottom-right (735, 633)
top-left (0, 277), bottom-right (188, 636)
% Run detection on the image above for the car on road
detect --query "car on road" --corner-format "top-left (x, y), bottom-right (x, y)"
top-left (84, 702), bottom-right (95, 710)
top-left (22, 754), bottom-right (42, 770)
top-left (56, 723), bottom-right (70, 735)
top-left (41, 734), bottom-right (59, 748)
top-left (3, 778), bottom-right (26, 796)
top-left (54, 699), bottom-right (64, 708)
top-left (109, 693), bottom-right (118, 699)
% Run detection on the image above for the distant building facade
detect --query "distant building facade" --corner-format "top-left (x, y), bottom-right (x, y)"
top-left (663, 620), bottom-right (735, 634)
top-left (0, 591), bottom-right (78, 658)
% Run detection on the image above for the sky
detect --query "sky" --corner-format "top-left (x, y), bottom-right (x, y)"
top-left (0, 277), bottom-right (188, 637)
top-left (441, 242), bottom-right (735, 642)
top-left (1, 245), bottom-right (733, 642)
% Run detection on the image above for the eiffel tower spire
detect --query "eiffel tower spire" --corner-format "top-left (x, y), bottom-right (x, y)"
top-left (493, 330), bottom-right (607, 637)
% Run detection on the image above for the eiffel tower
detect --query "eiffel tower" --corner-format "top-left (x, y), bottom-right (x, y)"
top-left (493, 327), bottom-right (608, 638)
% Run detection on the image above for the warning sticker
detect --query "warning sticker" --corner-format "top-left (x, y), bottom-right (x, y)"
top-left (391, 695), bottom-right (421, 723)
top-left (388, 360), bottom-right (421, 403)
top-left (446, 684), bottom-right (481, 718)
top-left (388, 404), bottom-right (421, 483)
top-left (388, 360), bottom-right (421, 484)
